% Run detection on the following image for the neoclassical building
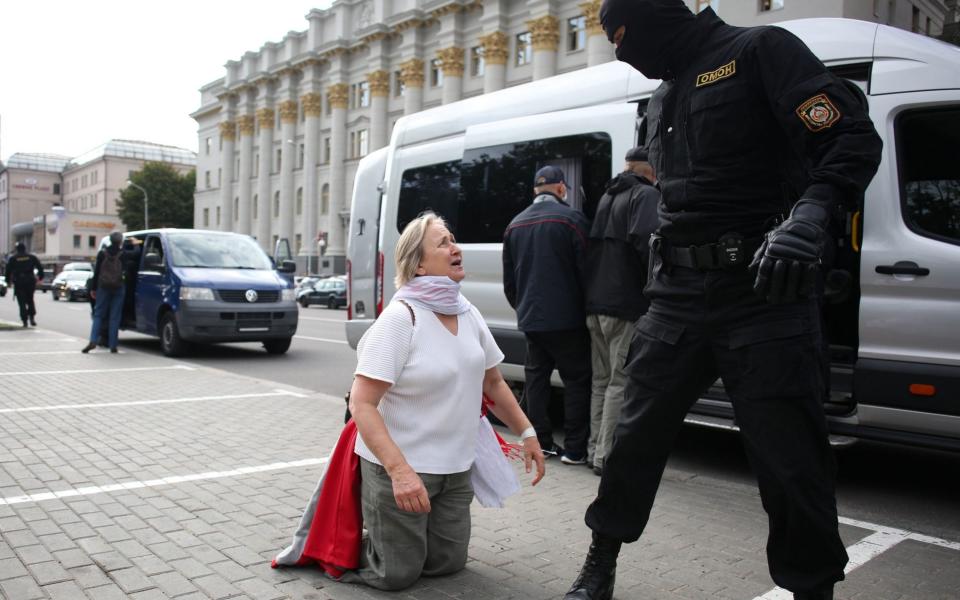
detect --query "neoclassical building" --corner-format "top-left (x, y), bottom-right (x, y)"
top-left (192, 0), bottom-right (948, 274)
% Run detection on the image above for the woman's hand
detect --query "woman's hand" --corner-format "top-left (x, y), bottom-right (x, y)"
top-left (389, 463), bottom-right (431, 513)
top-left (522, 437), bottom-right (546, 486)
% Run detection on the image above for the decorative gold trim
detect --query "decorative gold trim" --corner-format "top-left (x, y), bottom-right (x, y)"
top-left (367, 70), bottom-right (391, 97)
top-left (237, 115), bottom-right (256, 136)
top-left (394, 18), bottom-right (423, 32)
top-left (431, 3), bottom-right (462, 19)
top-left (327, 83), bottom-right (349, 109)
top-left (361, 31), bottom-right (388, 44)
top-left (218, 121), bottom-right (237, 141)
top-left (527, 15), bottom-right (560, 51)
top-left (279, 100), bottom-right (299, 123)
top-left (277, 66), bottom-right (301, 79)
top-left (580, 0), bottom-right (604, 36)
top-left (436, 47), bottom-right (465, 77)
top-left (479, 31), bottom-right (508, 66)
top-left (399, 58), bottom-right (425, 88)
top-left (301, 92), bottom-right (323, 117)
top-left (255, 107), bottom-right (275, 128)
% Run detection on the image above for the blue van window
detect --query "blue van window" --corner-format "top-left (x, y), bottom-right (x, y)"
top-left (167, 233), bottom-right (273, 269)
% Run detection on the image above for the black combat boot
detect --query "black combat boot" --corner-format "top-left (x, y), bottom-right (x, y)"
top-left (564, 532), bottom-right (621, 600)
top-left (794, 590), bottom-right (833, 600)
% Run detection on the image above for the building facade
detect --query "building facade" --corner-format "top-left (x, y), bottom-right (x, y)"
top-left (193, 0), bottom-right (948, 274)
top-left (0, 153), bottom-right (71, 254)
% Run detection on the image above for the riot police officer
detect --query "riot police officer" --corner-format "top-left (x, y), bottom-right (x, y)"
top-left (5, 242), bottom-right (44, 327)
top-left (565, 2), bottom-right (883, 600)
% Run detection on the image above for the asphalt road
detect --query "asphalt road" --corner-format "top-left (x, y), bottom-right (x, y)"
top-left (3, 290), bottom-right (959, 547)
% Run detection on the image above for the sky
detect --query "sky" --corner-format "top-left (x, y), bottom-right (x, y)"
top-left (0, 0), bottom-right (333, 164)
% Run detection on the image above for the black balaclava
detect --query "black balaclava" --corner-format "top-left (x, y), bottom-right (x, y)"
top-left (15, 242), bottom-right (26, 254)
top-left (599, 0), bottom-right (696, 80)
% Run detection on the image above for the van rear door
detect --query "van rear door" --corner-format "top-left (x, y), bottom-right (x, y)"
top-left (345, 148), bottom-right (388, 347)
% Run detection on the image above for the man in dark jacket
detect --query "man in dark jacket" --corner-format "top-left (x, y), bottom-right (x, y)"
top-left (565, 2), bottom-right (883, 600)
top-left (584, 147), bottom-right (659, 476)
top-left (503, 166), bottom-right (591, 464)
top-left (82, 232), bottom-right (128, 354)
top-left (5, 242), bottom-right (44, 327)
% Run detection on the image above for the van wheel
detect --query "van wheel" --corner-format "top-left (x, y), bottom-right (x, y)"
top-left (160, 313), bottom-right (189, 357)
top-left (263, 338), bottom-right (292, 355)
top-left (327, 297), bottom-right (337, 309)
top-left (52, 292), bottom-right (59, 301)
top-left (299, 298), bottom-right (309, 308)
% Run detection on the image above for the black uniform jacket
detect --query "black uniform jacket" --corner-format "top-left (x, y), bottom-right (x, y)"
top-left (645, 8), bottom-right (882, 247)
top-left (5, 252), bottom-right (43, 289)
top-left (585, 172), bottom-right (660, 321)
top-left (503, 194), bottom-right (590, 332)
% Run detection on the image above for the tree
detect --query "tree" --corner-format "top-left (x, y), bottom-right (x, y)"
top-left (117, 162), bottom-right (196, 230)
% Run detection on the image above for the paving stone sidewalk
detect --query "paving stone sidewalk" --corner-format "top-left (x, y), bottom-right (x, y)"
top-left (0, 325), bottom-right (957, 600)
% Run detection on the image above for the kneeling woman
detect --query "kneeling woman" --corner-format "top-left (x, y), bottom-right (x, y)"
top-left (343, 212), bottom-right (545, 590)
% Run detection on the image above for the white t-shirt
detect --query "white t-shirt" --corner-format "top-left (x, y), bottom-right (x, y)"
top-left (353, 300), bottom-right (504, 474)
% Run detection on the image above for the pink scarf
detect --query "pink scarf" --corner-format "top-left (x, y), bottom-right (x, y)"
top-left (392, 275), bottom-right (472, 315)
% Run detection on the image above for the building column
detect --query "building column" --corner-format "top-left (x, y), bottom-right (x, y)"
top-left (218, 120), bottom-right (236, 231)
top-left (480, 32), bottom-right (508, 93)
top-left (367, 70), bottom-right (390, 150)
top-left (581, 0), bottom-right (613, 66)
top-left (255, 107), bottom-right (274, 251)
top-left (399, 58), bottom-right (424, 115)
top-left (278, 99), bottom-right (298, 246)
top-left (528, 15), bottom-right (559, 80)
top-left (300, 91), bottom-right (322, 270)
top-left (236, 115), bottom-right (255, 236)
top-left (436, 47), bottom-right (464, 105)
top-left (325, 83), bottom-right (349, 266)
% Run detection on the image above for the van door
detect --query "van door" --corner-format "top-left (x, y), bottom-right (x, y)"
top-left (347, 148), bottom-right (388, 321)
top-left (136, 234), bottom-right (167, 335)
top-left (857, 93), bottom-right (960, 440)
top-left (458, 102), bottom-right (639, 369)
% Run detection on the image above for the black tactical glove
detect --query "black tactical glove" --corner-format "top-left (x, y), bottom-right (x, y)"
top-left (750, 200), bottom-right (831, 303)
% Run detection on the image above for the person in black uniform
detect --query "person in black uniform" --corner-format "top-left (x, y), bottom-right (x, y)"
top-left (565, 3), bottom-right (883, 600)
top-left (5, 242), bottom-right (44, 328)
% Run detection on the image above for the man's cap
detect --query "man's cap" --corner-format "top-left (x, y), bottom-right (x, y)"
top-left (534, 165), bottom-right (566, 186)
top-left (625, 146), bottom-right (649, 162)
top-left (15, 242), bottom-right (25, 253)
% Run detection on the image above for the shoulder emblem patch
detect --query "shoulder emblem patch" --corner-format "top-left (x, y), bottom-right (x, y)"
top-left (797, 94), bottom-right (841, 132)
top-left (696, 60), bottom-right (736, 88)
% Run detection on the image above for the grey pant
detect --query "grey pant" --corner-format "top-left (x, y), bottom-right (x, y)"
top-left (586, 314), bottom-right (635, 469)
top-left (341, 458), bottom-right (473, 591)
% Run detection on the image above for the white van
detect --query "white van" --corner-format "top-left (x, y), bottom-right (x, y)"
top-left (346, 19), bottom-right (960, 452)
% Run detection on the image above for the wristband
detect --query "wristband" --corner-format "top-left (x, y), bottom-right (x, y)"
top-left (519, 426), bottom-right (536, 441)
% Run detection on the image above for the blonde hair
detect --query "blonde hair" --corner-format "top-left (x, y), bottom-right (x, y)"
top-left (394, 212), bottom-right (450, 289)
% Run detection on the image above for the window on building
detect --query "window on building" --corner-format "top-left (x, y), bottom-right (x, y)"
top-left (912, 6), bottom-right (920, 32)
top-left (321, 184), bottom-right (330, 215)
top-left (295, 233), bottom-right (302, 254)
top-left (53, 183), bottom-right (60, 195)
top-left (206, 137), bottom-right (212, 155)
top-left (92, 192), bottom-right (97, 207)
top-left (567, 16), bottom-right (586, 52)
top-left (254, 153), bottom-right (260, 176)
top-left (253, 194), bottom-right (258, 219)
top-left (234, 197), bottom-right (239, 220)
top-left (73, 235), bottom-right (81, 249)
top-left (205, 171), bottom-right (211, 188)
top-left (273, 191), bottom-right (280, 217)
top-left (296, 187), bottom-right (303, 216)
top-left (394, 71), bottom-right (404, 97)
top-left (897, 106), bottom-right (960, 246)
top-left (91, 171), bottom-right (97, 184)
top-left (276, 149), bottom-right (282, 173)
top-left (470, 46), bottom-right (485, 77)
top-left (82, 174), bottom-right (88, 188)
top-left (516, 32), bottom-right (532, 66)
top-left (350, 130), bottom-right (369, 158)
top-left (203, 208), bottom-right (209, 227)
top-left (298, 143), bottom-right (305, 169)
top-left (759, 0), bottom-right (783, 11)
top-left (351, 81), bottom-right (370, 109)
top-left (430, 59), bottom-right (444, 87)
top-left (216, 206), bottom-right (221, 226)
top-left (324, 138), bottom-right (331, 164)
top-left (88, 235), bottom-right (96, 248)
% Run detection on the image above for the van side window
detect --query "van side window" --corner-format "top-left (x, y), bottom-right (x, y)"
top-left (143, 236), bottom-right (164, 268)
top-left (897, 107), bottom-right (960, 245)
top-left (459, 132), bottom-right (612, 243)
top-left (397, 161), bottom-right (461, 233)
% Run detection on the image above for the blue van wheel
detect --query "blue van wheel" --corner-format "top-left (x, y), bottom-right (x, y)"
top-left (160, 313), bottom-right (189, 357)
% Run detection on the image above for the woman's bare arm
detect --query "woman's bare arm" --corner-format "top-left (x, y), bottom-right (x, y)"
top-left (482, 367), bottom-right (546, 485)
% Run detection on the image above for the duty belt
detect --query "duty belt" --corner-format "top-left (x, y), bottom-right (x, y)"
top-left (660, 233), bottom-right (760, 271)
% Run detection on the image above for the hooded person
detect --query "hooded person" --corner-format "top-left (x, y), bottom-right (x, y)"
top-left (82, 231), bottom-right (128, 354)
top-left (564, 2), bottom-right (883, 600)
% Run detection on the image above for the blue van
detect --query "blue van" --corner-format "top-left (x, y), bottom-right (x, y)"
top-left (107, 229), bottom-right (298, 356)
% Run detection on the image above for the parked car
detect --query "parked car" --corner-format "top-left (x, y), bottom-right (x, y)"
top-left (0, 279), bottom-right (7, 297)
top-left (298, 276), bottom-right (346, 309)
top-left (52, 271), bottom-right (93, 302)
top-left (36, 272), bottom-right (55, 293)
top-left (62, 261), bottom-right (93, 272)
top-left (295, 275), bottom-right (323, 294)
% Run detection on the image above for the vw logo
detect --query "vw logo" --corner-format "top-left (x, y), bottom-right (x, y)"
top-left (244, 289), bottom-right (259, 303)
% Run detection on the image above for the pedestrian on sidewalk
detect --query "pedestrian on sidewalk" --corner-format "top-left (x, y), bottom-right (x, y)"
top-left (5, 242), bottom-right (43, 327)
top-left (564, 2), bottom-right (882, 600)
top-left (502, 165), bottom-right (592, 465)
top-left (585, 147), bottom-right (659, 476)
top-left (82, 231), bottom-right (129, 354)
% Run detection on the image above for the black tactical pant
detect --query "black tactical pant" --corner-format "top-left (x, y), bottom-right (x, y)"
top-left (523, 328), bottom-right (592, 458)
top-left (585, 265), bottom-right (847, 594)
top-left (14, 283), bottom-right (37, 323)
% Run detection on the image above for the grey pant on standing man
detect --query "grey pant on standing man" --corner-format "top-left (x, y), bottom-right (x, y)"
top-left (586, 314), bottom-right (635, 471)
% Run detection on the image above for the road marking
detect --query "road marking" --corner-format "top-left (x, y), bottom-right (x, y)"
top-left (0, 457), bottom-right (329, 506)
top-left (298, 316), bottom-right (345, 323)
top-left (0, 365), bottom-right (195, 376)
top-left (0, 350), bottom-right (122, 356)
top-left (0, 389), bottom-right (307, 414)
top-left (295, 334), bottom-right (348, 345)
top-left (0, 338), bottom-right (79, 344)
top-left (754, 515), bottom-right (960, 599)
